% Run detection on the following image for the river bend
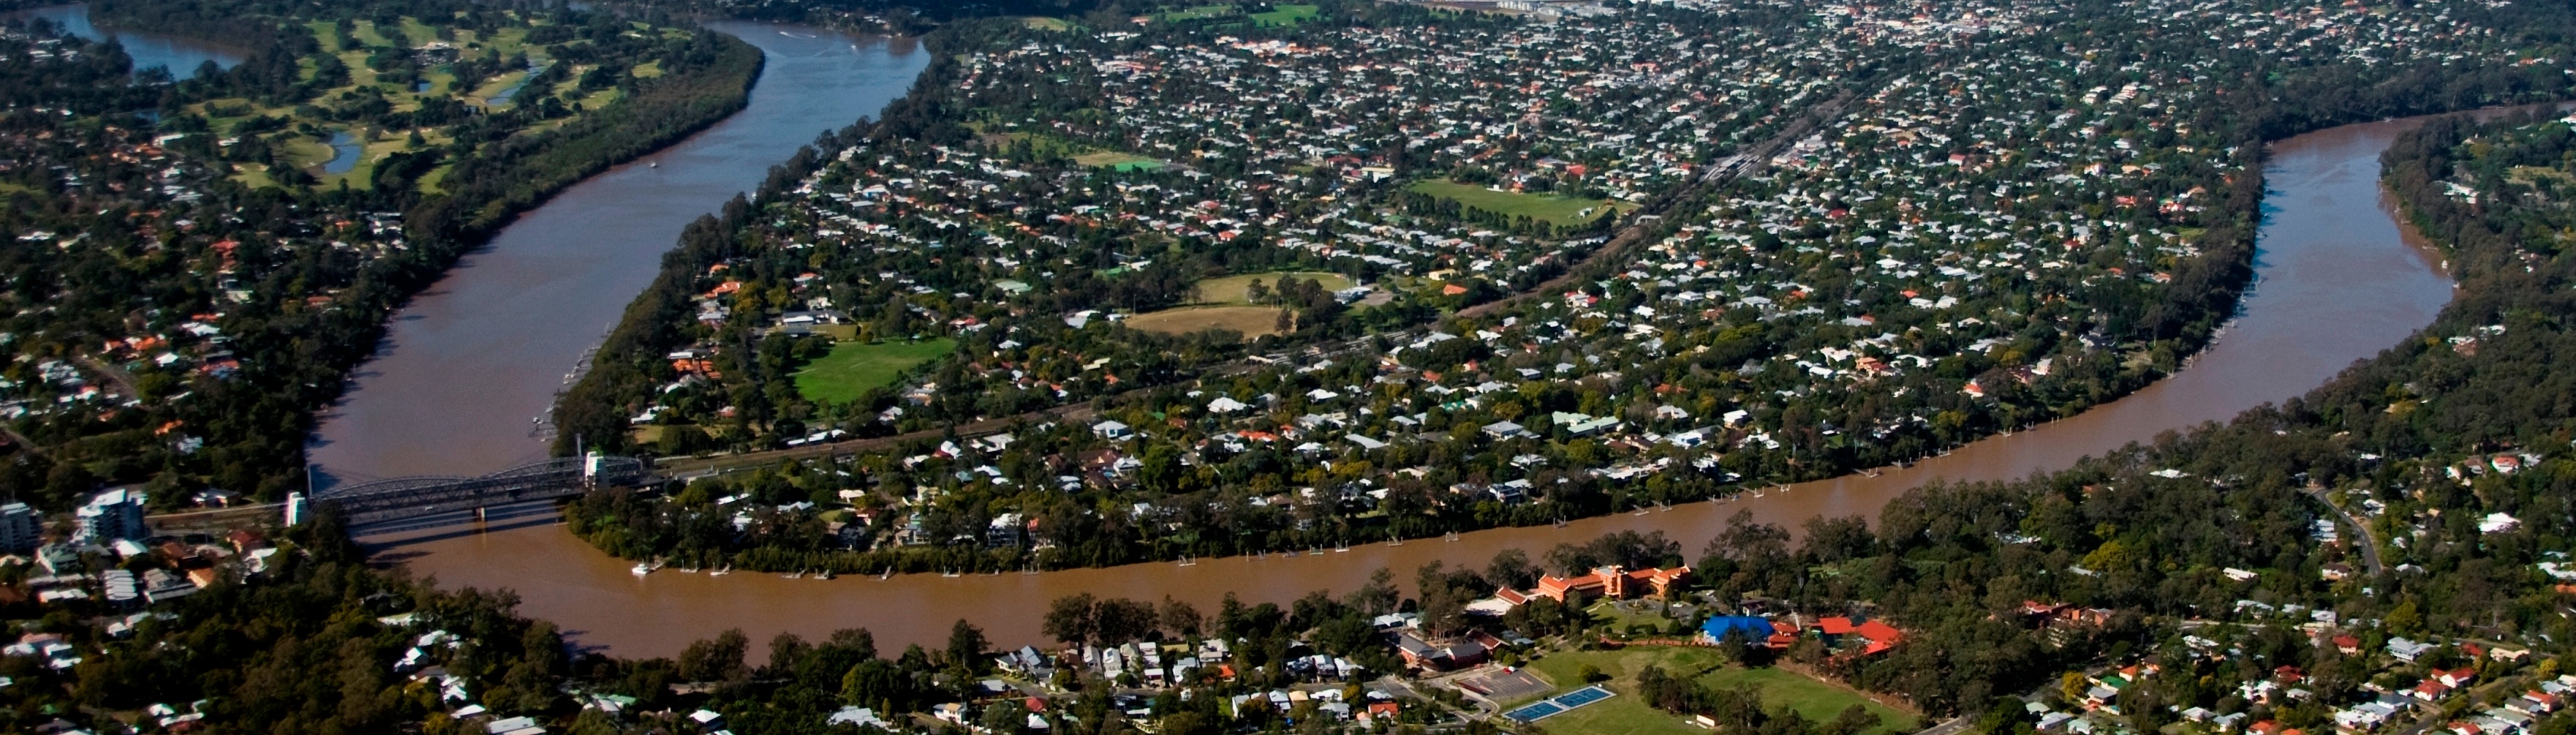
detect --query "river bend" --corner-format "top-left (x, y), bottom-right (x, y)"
top-left (362, 83), bottom-right (2452, 654)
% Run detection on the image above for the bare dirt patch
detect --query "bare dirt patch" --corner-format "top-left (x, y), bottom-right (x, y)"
top-left (1124, 306), bottom-right (1287, 336)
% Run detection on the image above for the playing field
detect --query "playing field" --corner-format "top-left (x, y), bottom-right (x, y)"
top-left (1074, 151), bottom-right (1166, 171)
top-left (1515, 647), bottom-right (1916, 735)
top-left (1249, 4), bottom-right (1321, 26)
top-left (793, 339), bottom-right (953, 404)
top-left (1192, 271), bottom-right (1354, 304)
top-left (1160, 4), bottom-right (1240, 21)
top-left (1124, 306), bottom-right (1287, 337)
top-left (1408, 179), bottom-right (1638, 227)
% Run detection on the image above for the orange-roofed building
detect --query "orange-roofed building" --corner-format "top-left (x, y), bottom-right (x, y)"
top-left (1531, 565), bottom-right (1690, 604)
top-left (1816, 617), bottom-right (1857, 636)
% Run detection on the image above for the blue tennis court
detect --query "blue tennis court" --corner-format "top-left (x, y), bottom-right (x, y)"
top-left (1500, 685), bottom-right (1616, 722)
top-left (1501, 701), bottom-right (1564, 722)
top-left (1555, 686), bottom-right (1614, 707)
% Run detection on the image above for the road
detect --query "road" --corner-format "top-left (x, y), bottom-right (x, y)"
top-left (2305, 487), bottom-right (2385, 576)
top-left (1916, 715), bottom-right (1973, 735)
top-left (72, 354), bottom-right (140, 400)
top-left (1458, 86), bottom-right (1863, 320)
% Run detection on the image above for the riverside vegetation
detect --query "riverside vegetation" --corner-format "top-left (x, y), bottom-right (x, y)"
top-left (0, 0), bottom-right (760, 512)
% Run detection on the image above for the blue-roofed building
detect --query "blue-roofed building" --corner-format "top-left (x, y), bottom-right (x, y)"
top-left (1701, 616), bottom-right (1774, 644)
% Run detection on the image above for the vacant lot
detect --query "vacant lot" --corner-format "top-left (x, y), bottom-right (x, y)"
top-left (1409, 179), bottom-right (1638, 227)
top-left (1125, 306), bottom-right (1286, 337)
top-left (1514, 647), bottom-right (1914, 735)
top-left (793, 339), bottom-right (953, 404)
top-left (1193, 271), bottom-right (1354, 304)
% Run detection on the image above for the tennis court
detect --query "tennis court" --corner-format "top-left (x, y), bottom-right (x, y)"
top-left (1555, 686), bottom-right (1614, 707)
top-left (1500, 685), bottom-right (1617, 723)
top-left (1502, 701), bottom-right (1565, 722)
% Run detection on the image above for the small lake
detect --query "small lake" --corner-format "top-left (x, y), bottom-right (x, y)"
top-left (322, 130), bottom-right (360, 174)
top-left (486, 62), bottom-right (551, 105)
top-left (1, 3), bottom-right (246, 77)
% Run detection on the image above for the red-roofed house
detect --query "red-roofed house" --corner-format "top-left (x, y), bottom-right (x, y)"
top-left (1854, 619), bottom-right (1903, 655)
top-left (1816, 617), bottom-right (1857, 636)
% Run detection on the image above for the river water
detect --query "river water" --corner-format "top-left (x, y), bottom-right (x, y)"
top-left (1, 4), bottom-right (244, 75)
top-left (306, 24), bottom-right (925, 485)
top-left (355, 114), bottom-right (2456, 657)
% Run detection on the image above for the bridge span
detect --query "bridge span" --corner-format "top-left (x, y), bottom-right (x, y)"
top-left (316, 455), bottom-right (653, 533)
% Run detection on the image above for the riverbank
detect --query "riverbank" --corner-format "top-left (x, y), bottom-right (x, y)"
top-left (308, 26), bottom-right (926, 478)
top-left (369, 110), bottom-right (2460, 657)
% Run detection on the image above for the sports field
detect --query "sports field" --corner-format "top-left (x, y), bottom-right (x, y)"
top-left (793, 339), bottom-right (953, 404)
top-left (1074, 151), bottom-right (1166, 171)
top-left (1160, 4), bottom-right (1240, 21)
top-left (1408, 179), bottom-right (1638, 227)
top-left (1250, 4), bottom-right (1321, 26)
top-left (1192, 271), bottom-right (1354, 304)
top-left (1513, 647), bottom-right (1916, 735)
top-left (1124, 306), bottom-right (1287, 336)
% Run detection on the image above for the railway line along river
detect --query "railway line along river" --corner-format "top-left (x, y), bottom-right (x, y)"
top-left (360, 105), bottom-right (2460, 656)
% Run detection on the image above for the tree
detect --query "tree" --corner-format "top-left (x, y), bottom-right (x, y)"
top-left (1487, 548), bottom-right (1538, 590)
top-left (981, 700), bottom-right (1030, 734)
top-left (1045, 593), bottom-right (1099, 645)
top-left (678, 628), bottom-right (749, 684)
top-left (1138, 444), bottom-right (1185, 494)
top-left (1349, 568), bottom-right (1401, 616)
top-left (1160, 597), bottom-right (1204, 638)
top-left (948, 619), bottom-right (989, 671)
top-left (1095, 598), bottom-right (1160, 644)
top-left (766, 632), bottom-right (812, 674)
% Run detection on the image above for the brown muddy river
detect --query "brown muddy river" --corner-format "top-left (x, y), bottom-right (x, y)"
top-left (308, 24), bottom-right (926, 483)
top-left (355, 97), bottom-right (2456, 655)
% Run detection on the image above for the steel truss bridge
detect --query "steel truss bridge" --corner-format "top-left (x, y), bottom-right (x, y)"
top-left (317, 456), bottom-right (653, 530)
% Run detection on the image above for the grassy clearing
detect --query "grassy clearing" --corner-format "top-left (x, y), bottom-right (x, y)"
top-left (1191, 271), bottom-right (1352, 304)
top-left (1125, 306), bottom-right (1286, 337)
top-left (1073, 150), bottom-right (1165, 171)
top-left (1249, 4), bottom-right (1321, 26)
top-left (793, 339), bottom-right (953, 404)
top-left (1696, 666), bottom-right (1916, 734)
top-left (1408, 178), bottom-right (1638, 227)
top-left (1160, 4), bottom-right (1241, 21)
top-left (1023, 16), bottom-right (1077, 31)
top-left (1519, 647), bottom-right (1914, 735)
